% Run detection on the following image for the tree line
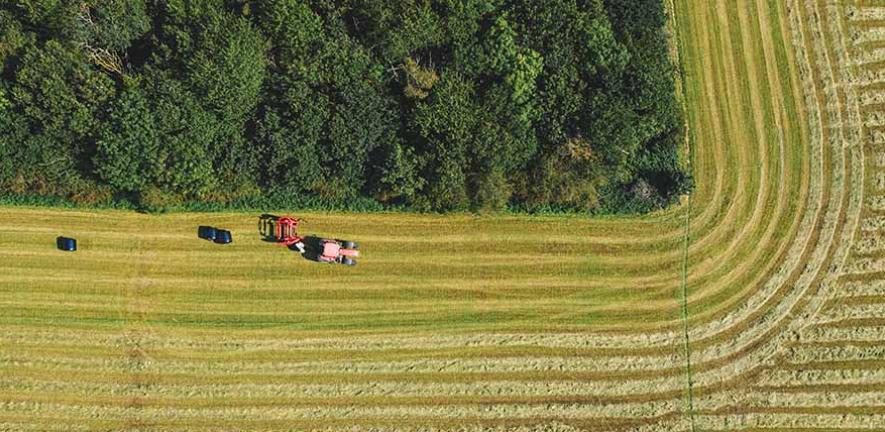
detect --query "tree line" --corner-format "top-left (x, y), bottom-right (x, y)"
top-left (0, 0), bottom-right (692, 213)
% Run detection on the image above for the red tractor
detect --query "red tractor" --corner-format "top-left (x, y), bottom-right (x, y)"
top-left (318, 239), bottom-right (360, 266)
top-left (273, 216), bottom-right (360, 266)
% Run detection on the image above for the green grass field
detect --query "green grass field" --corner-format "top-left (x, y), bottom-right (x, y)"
top-left (3, 209), bottom-right (672, 332)
top-left (1, 0), bottom-right (883, 430)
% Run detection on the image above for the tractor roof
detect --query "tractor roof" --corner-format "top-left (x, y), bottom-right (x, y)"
top-left (323, 242), bottom-right (341, 258)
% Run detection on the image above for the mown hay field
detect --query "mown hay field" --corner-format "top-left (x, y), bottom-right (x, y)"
top-left (0, 0), bottom-right (883, 430)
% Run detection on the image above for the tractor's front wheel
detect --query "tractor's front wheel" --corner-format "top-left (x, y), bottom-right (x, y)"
top-left (343, 241), bottom-right (359, 249)
top-left (342, 257), bottom-right (357, 266)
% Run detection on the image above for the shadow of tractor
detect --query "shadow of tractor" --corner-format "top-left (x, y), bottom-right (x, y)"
top-left (258, 214), bottom-right (280, 243)
top-left (295, 236), bottom-right (325, 263)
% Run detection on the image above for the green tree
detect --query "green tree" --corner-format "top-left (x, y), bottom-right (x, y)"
top-left (186, 9), bottom-right (266, 190)
top-left (94, 69), bottom-right (220, 200)
top-left (0, 11), bottom-right (30, 69)
top-left (411, 71), bottom-right (475, 211)
top-left (9, 39), bottom-right (114, 188)
top-left (256, 78), bottom-right (327, 194)
top-left (149, 4), bottom-right (267, 197)
top-left (368, 138), bottom-right (422, 203)
top-left (348, 0), bottom-right (444, 62)
top-left (183, 10), bottom-right (266, 123)
top-left (518, 136), bottom-right (606, 212)
top-left (148, 72), bottom-right (217, 197)
top-left (73, 0), bottom-right (151, 52)
top-left (7, 0), bottom-right (78, 37)
top-left (322, 77), bottom-right (397, 199)
top-left (0, 84), bottom-right (27, 185)
top-left (0, 0), bottom-right (689, 213)
top-left (253, 0), bottom-right (325, 77)
top-left (580, 4), bottom-right (630, 80)
top-left (93, 86), bottom-right (157, 192)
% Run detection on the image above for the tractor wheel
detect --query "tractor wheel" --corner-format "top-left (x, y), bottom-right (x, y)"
top-left (342, 257), bottom-right (357, 266)
top-left (344, 241), bottom-right (359, 250)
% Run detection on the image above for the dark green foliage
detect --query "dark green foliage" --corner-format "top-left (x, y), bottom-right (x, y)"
top-left (0, 0), bottom-right (689, 213)
top-left (72, 0), bottom-right (151, 52)
top-left (7, 39), bottom-right (114, 191)
top-left (94, 85), bottom-right (157, 191)
top-left (147, 71), bottom-right (218, 197)
top-left (411, 71), bottom-right (474, 211)
top-left (189, 11), bottom-right (266, 193)
top-left (256, 79), bottom-right (327, 195)
top-left (0, 84), bottom-right (26, 184)
top-left (6, 0), bottom-right (78, 39)
top-left (348, 0), bottom-right (444, 63)
top-left (0, 11), bottom-right (30, 70)
top-left (178, 8), bottom-right (266, 123)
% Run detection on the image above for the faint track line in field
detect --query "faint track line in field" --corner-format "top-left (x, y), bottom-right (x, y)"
top-left (122, 239), bottom-right (156, 432)
top-left (652, 2), bottom-right (697, 428)
top-left (679, 191), bottom-right (696, 432)
top-left (667, 0), bottom-right (698, 428)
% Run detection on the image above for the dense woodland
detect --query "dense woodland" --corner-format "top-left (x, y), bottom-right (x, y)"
top-left (0, 0), bottom-right (691, 213)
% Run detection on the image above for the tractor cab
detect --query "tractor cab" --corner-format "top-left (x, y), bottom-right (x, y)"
top-left (322, 241), bottom-right (340, 259)
top-left (318, 239), bottom-right (360, 266)
top-left (269, 215), bottom-right (360, 266)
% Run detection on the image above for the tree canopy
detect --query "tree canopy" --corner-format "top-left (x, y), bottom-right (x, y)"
top-left (0, 0), bottom-right (691, 213)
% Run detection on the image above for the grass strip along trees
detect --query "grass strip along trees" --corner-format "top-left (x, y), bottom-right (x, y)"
top-left (0, 0), bottom-right (690, 213)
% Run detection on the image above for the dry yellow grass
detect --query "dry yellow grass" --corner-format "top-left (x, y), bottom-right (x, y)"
top-left (0, 0), bottom-right (882, 430)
